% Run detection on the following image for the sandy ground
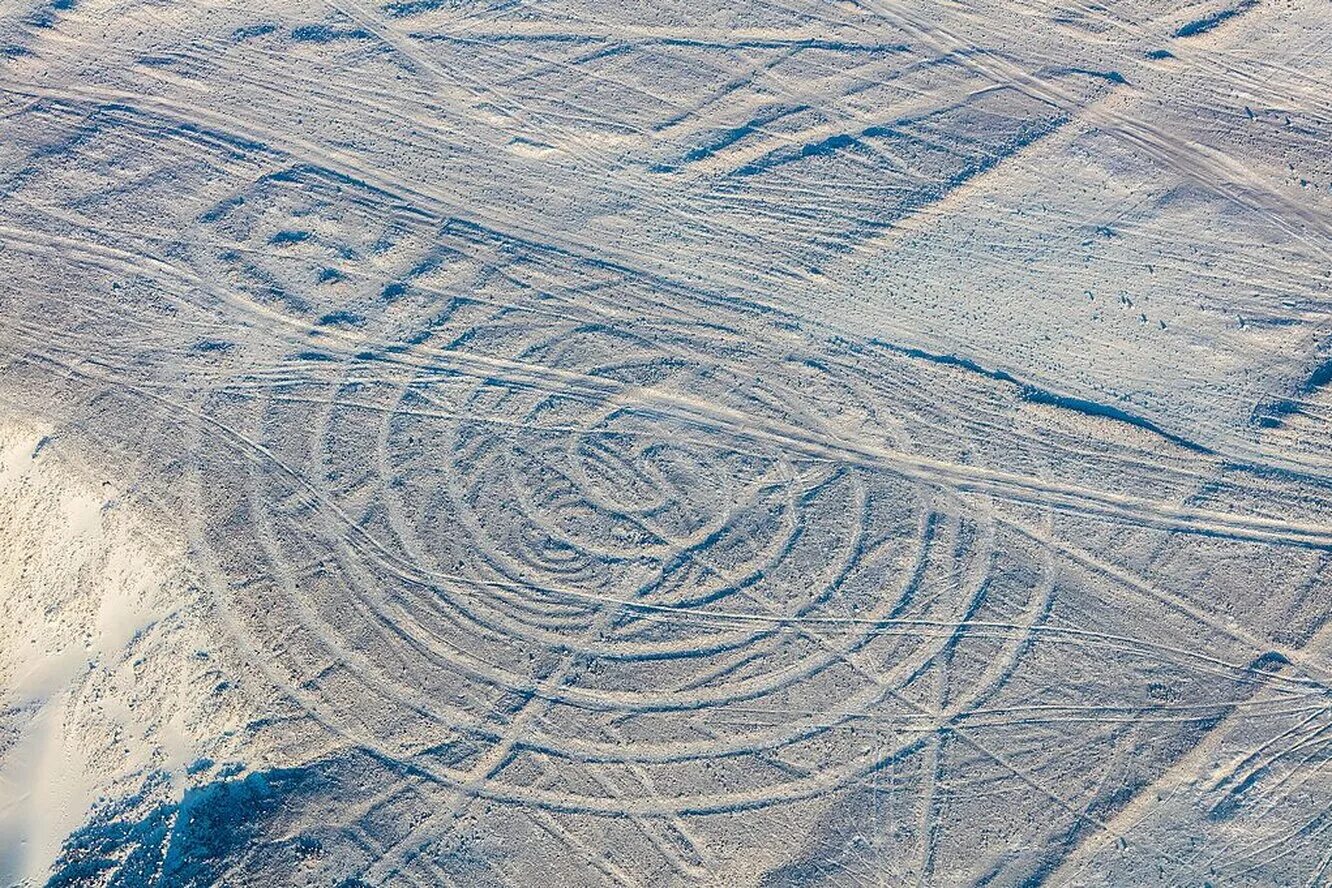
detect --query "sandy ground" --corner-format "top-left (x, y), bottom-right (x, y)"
top-left (1, 0), bottom-right (1331, 884)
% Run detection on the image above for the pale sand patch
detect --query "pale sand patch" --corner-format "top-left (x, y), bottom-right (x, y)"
top-left (0, 417), bottom-right (220, 885)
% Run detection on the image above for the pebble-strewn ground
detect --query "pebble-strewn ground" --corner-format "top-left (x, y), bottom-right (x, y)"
top-left (2, 0), bottom-right (1331, 884)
